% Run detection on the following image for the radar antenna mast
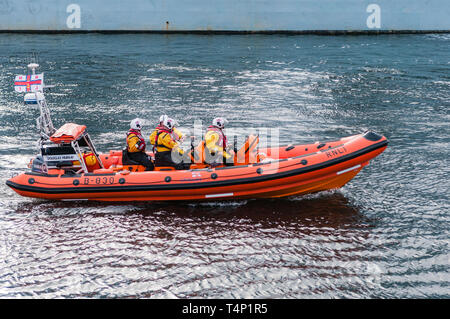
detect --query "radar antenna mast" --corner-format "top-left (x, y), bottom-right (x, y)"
top-left (15, 63), bottom-right (56, 145)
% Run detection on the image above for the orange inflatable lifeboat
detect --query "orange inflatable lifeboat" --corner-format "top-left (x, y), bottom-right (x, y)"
top-left (6, 122), bottom-right (388, 202)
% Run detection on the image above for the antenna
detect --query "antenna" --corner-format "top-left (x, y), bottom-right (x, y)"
top-left (14, 62), bottom-right (56, 145)
top-left (28, 63), bottom-right (40, 76)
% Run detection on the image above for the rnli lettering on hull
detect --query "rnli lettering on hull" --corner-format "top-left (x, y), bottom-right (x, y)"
top-left (325, 146), bottom-right (347, 158)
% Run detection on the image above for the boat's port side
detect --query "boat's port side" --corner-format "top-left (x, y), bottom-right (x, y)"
top-left (5, 132), bottom-right (388, 201)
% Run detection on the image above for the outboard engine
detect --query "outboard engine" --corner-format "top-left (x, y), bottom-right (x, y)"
top-left (29, 155), bottom-right (47, 174)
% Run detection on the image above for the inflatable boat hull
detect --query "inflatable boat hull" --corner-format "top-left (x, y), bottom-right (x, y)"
top-left (6, 131), bottom-right (388, 202)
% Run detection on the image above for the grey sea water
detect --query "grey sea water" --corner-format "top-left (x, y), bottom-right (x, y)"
top-left (0, 34), bottom-right (449, 298)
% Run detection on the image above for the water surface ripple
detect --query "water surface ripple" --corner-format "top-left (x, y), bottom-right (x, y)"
top-left (0, 34), bottom-right (448, 298)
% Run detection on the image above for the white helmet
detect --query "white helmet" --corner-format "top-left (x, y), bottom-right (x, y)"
top-left (212, 117), bottom-right (228, 129)
top-left (159, 114), bottom-right (169, 124)
top-left (130, 118), bottom-right (143, 130)
top-left (162, 117), bottom-right (178, 130)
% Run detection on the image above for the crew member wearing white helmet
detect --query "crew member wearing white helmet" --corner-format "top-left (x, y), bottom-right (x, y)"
top-left (125, 118), bottom-right (154, 171)
top-left (204, 117), bottom-right (234, 166)
top-left (150, 116), bottom-right (188, 169)
top-left (158, 114), bottom-right (185, 142)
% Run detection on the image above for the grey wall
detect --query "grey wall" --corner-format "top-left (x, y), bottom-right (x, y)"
top-left (0, 0), bottom-right (448, 31)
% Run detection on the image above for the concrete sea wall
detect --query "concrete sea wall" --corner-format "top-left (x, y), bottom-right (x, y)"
top-left (0, 0), bottom-right (449, 32)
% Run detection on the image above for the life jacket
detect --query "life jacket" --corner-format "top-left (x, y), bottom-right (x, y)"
top-left (152, 125), bottom-right (176, 153)
top-left (206, 125), bottom-right (227, 148)
top-left (204, 126), bottom-right (232, 163)
top-left (83, 152), bottom-right (101, 172)
top-left (126, 129), bottom-right (146, 153)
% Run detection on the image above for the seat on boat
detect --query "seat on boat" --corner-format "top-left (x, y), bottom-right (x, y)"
top-left (113, 150), bottom-right (146, 172)
top-left (121, 148), bottom-right (141, 165)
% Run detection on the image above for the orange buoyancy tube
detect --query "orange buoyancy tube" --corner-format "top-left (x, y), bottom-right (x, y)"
top-left (5, 131), bottom-right (389, 201)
